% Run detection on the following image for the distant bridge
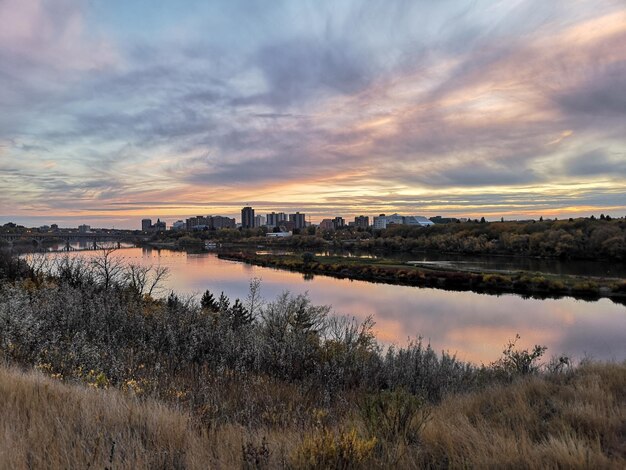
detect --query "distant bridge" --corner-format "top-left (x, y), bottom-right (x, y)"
top-left (0, 231), bottom-right (148, 250)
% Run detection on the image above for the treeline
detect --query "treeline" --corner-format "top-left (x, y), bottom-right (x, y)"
top-left (349, 217), bottom-right (626, 260)
top-left (151, 217), bottom-right (626, 260)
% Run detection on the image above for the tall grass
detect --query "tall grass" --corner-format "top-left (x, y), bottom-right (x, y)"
top-left (417, 362), bottom-right (626, 468)
top-left (1, 361), bottom-right (623, 469)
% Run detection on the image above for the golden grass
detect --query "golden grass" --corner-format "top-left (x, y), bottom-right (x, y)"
top-left (0, 365), bottom-right (297, 469)
top-left (1, 363), bottom-right (624, 469)
top-left (417, 362), bottom-right (626, 469)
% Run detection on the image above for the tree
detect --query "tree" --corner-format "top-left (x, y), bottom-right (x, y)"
top-left (229, 299), bottom-right (252, 329)
top-left (124, 264), bottom-right (169, 297)
top-left (302, 252), bottom-right (315, 265)
top-left (245, 278), bottom-right (264, 320)
top-left (218, 292), bottom-right (230, 311)
top-left (201, 289), bottom-right (219, 311)
top-left (167, 292), bottom-right (180, 309)
top-left (90, 247), bottom-right (124, 290)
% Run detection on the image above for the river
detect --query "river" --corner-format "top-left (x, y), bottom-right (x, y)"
top-left (40, 246), bottom-right (626, 365)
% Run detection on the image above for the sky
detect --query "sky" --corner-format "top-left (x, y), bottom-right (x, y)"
top-left (0, 0), bottom-right (625, 229)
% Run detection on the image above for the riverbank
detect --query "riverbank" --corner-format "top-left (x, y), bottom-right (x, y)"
top-left (219, 251), bottom-right (626, 304)
top-left (2, 248), bottom-right (625, 467)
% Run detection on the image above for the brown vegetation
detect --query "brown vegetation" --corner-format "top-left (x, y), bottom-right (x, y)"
top-left (418, 362), bottom-right (626, 468)
top-left (1, 361), bottom-right (624, 469)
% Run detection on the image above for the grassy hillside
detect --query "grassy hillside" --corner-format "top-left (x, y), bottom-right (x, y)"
top-left (0, 365), bottom-right (214, 469)
top-left (1, 362), bottom-right (624, 469)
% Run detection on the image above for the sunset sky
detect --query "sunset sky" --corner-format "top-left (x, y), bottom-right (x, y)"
top-left (1, 0), bottom-right (625, 228)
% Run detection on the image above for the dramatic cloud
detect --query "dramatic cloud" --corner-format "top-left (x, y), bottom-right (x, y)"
top-left (1, 0), bottom-right (625, 227)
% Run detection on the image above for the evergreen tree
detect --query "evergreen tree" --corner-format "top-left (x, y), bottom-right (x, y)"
top-left (200, 289), bottom-right (218, 311)
top-left (229, 299), bottom-right (252, 329)
top-left (218, 292), bottom-right (230, 311)
top-left (167, 292), bottom-right (180, 309)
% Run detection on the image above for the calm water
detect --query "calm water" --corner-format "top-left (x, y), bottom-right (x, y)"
top-left (44, 247), bottom-right (626, 364)
top-left (314, 250), bottom-right (626, 278)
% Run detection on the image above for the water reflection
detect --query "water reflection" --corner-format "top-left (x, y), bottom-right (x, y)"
top-left (312, 250), bottom-right (626, 278)
top-left (44, 247), bottom-right (626, 364)
top-left (42, 241), bottom-right (135, 252)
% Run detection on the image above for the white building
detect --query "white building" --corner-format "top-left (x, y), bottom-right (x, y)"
top-left (373, 214), bottom-right (403, 229)
top-left (266, 231), bottom-right (292, 238)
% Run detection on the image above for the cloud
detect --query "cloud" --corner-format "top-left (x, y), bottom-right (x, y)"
top-left (556, 62), bottom-right (626, 118)
top-left (0, 0), bottom-right (118, 79)
top-left (1, 0), bottom-right (625, 227)
top-left (565, 149), bottom-right (626, 177)
top-left (252, 36), bottom-right (374, 108)
top-left (0, 0), bottom-right (119, 137)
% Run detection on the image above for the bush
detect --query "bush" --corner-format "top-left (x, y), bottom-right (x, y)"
top-left (359, 388), bottom-right (430, 446)
top-left (301, 252), bottom-right (316, 265)
top-left (491, 335), bottom-right (547, 376)
top-left (292, 428), bottom-right (376, 469)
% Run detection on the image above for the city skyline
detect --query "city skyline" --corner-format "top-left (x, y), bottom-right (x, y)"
top-left (1, 1), bottom-right (625, 229)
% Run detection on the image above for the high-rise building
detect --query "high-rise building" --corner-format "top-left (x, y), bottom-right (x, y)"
top-left (241, 206), bottom-right (255, 229)
top-left (289, 212), bottom-right (306, 230)
top-left (255, 215), bottom-right (266, 227)
top-left (186, 216), bottom-right (209, 230)
top-left (332, 217), bottom-right (345, 229)
top-left (142, 219), bottom-right (152, 231)
top-left (211, 216), bottom-right (236, 229)
top-left (319, 219), bottom-right (334, 230)
top-left (153, 218), bottom-right (166, 231)
top-left (266, 212), bottom-right (287, 227)
top-left (354, 215), bottom-right (370, 228)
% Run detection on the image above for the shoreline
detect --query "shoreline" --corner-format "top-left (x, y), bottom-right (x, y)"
top-left (218, 251), bottom-right (626, 305)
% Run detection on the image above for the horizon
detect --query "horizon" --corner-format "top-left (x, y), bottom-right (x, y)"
top-left (1, 1), bottom-right (625, 229)
top-left (1, 212), bottom-right (620, 231)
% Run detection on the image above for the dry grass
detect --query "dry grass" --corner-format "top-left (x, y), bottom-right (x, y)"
top-left (417, 362), bottom-right (626, 469)
top-left (1, 362), bottom-right (624, 469)
top-left (0, 364), bottom-right (300, 469)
